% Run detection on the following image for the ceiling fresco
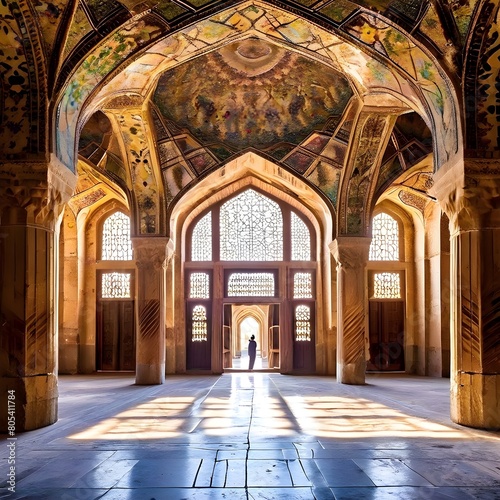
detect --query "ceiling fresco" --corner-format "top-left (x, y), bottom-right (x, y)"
top-left (1, 0), bottom-right (492, 164)
top-left (79, 111), bottom-right (129, 185)
top-left (152, 38), bottom-right (353, 152)
top-left (58, 2), bottom-right (457, 173)
top-left (50, 0), bottom-right (474, 65)
top-left (0, 0), bottom-right (498, 239)
top-left (68, 1), bottom-right (441, 235)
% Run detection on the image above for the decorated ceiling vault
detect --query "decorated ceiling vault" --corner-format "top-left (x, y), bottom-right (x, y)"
top-left (1, 1), bottom-right (500, 433)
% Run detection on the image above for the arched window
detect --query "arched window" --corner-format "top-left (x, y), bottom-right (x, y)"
top-left (187, 272), bottom-right (211, 344)
top-left (369, 212), bottom-right (399, 261)
top-left (191, 306), bottom-right (208, 342)
top-left (97, 210), bottom-right (136, 372)
top-left (101, 211), bottom-right (133, 261)
top-left (295, 305), bottom-right (311, 341)
top-left (367, 210), bottom-right (405, 372)
top-left (191, 212), bottom-right (212, 261)
top-left (291, 212), bottom-right (310, 261)
top-left (220, 189), bottom-right (283, 261)
top-left (189, 188), bottom-right (313, 263)
top-left (185, 187), bottom-right (316, 372)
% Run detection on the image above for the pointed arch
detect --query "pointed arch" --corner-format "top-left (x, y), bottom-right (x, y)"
top-left (101, 211), bottom-right (133, 261)
top-left (369, 212), bottom-right (400, 262)
top-left (167, 152), bottom-right (332, 374)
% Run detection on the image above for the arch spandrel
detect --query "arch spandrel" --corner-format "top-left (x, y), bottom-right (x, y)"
top-left (169, 151), bottom-right (333, 254)
top-left (104, 104), bottom-right (161, 235)
top-left (464, 2), bottom-right (500, 155)
top-left (0, 1), bottom-right (46, 158)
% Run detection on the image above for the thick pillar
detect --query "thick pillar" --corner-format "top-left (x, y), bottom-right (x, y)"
top-left (0, 158), bottom-right (75, 431)
top-left (433, 160), bottom-right (500, 429)
top-left (58, 208), bottom-right (79, 373)
top-left (440, 213), bottom-right (451, 377)
top-left (409, 221), bottom-right (426, 374)
top-left (132, 237), bottom-right (168, 384)
top-left (330, 237), bottom-right (371, 384)
top-left (424, 203), bottom-right (444, 376)
top-left (77, 208), bottom-right (95, 373)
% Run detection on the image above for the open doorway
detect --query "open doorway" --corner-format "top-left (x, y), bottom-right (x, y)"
top-left (223, 303), bottom-right (279, 371)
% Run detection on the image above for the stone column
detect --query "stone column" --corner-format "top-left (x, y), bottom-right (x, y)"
top-left (58, 208), bottom-right (79, 374)
top-left (440, 213), bottom-right (451, 377)
top-left (424, 203), bottom-right (444, 376)
top-left (330, 237), bottom-right (371, 384)
top-left (132, 237), bottom-right (169, 384)
top-left (0, 158), bottom-right (75, 431)
top-left (432, 159), bottom-right (500, 429)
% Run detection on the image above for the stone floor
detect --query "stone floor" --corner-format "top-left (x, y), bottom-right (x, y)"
top-left (1, 372), bottom-right (500, 499)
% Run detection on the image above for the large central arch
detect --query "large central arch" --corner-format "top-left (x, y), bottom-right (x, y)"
top-left (167, 151), bottom-right (336, 374)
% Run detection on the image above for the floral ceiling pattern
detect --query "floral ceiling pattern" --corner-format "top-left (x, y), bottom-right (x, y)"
top-left (0, 0), bottom-right (497, 238)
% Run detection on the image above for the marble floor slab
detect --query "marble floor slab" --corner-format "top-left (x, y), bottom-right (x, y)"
top-left (1, 372), bottom-right (500, 499)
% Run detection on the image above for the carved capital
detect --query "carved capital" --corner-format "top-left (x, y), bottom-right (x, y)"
top-left (0, 156), bottom-right (76, 228)
top-left (329, 236), bottom-right (371, 269)
top-left (432, 159), bottom-right (500, 233)
top-left (132, 237), bottom-right (170, 271)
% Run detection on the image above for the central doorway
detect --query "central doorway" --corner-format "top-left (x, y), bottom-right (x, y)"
top-left (223, 303), bottom-right (280, 371)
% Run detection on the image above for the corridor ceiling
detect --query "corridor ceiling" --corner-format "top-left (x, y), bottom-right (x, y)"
top-left (1, 1), bottom-right (498, 236)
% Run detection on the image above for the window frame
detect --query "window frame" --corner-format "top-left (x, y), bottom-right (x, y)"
top-left (369, 211), bottom-right (403, 262)
top-left (98, 210), bottom-right (134, 262)
top-left (186, 186), bottom-right (316, 264)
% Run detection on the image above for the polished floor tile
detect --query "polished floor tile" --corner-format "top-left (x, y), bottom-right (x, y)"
top-left (314, 459), bottom-right (375, 487)
top-left (115, 458), bottom-right (202, 488)
top-left (330, 486), bottom-right (489, 500)
top-left (1, 373), bottom-right (500, 499)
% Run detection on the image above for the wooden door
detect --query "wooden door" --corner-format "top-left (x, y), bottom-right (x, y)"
top-left (292, 303), bottom-right (315, 372)
top-left (268, 304), bottom-right (280, 368)
top-left (96, 300), bottom-right (135, 371)
top-left (368, 301), bottom-right (405, 371)
top-left (186, 302), bottom-right (212, 370)
top-left (223, 304), bottom-right (232, 368)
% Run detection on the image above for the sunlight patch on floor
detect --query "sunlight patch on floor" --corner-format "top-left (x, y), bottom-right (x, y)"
top-left (283, 395), bottom-right (466, 439)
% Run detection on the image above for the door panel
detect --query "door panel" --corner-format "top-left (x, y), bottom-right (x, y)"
top-left (97, 300), bottom-right (135, 371)
top-left (119, 301), bottom-right (136, 370)
top-left (268, 304), bottom-right (280, 369)
top-left (223, 304), bottom-right (231, 368)
top-left (186, 302), bottom-right (212, 370)
top-left (292, 303), bottom-right (315, 372)
top-left (368, 301), bottom-right (405, 371)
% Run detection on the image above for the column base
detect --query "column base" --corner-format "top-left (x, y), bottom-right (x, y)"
top-left (78, 344), bottom-right (96, 374)
top-left (425, 346), bottom-right (442, 377)
top-left (136, 363), bottom-right (165, 385)
top-left (59, 343), bottom-right (79, 374)
top-left (0, 374), bottom-right (58, 432)
top-left (451, 372), bottom-right (500, 429)
top-left (337, 358), bottom-right (365, 385)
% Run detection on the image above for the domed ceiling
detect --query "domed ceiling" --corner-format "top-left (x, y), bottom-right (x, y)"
top-left (152, 38), bottom-right (353, 152)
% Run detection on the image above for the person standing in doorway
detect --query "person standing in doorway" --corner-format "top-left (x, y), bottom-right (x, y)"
top-left (248, 335), bottom-right (257, 370)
